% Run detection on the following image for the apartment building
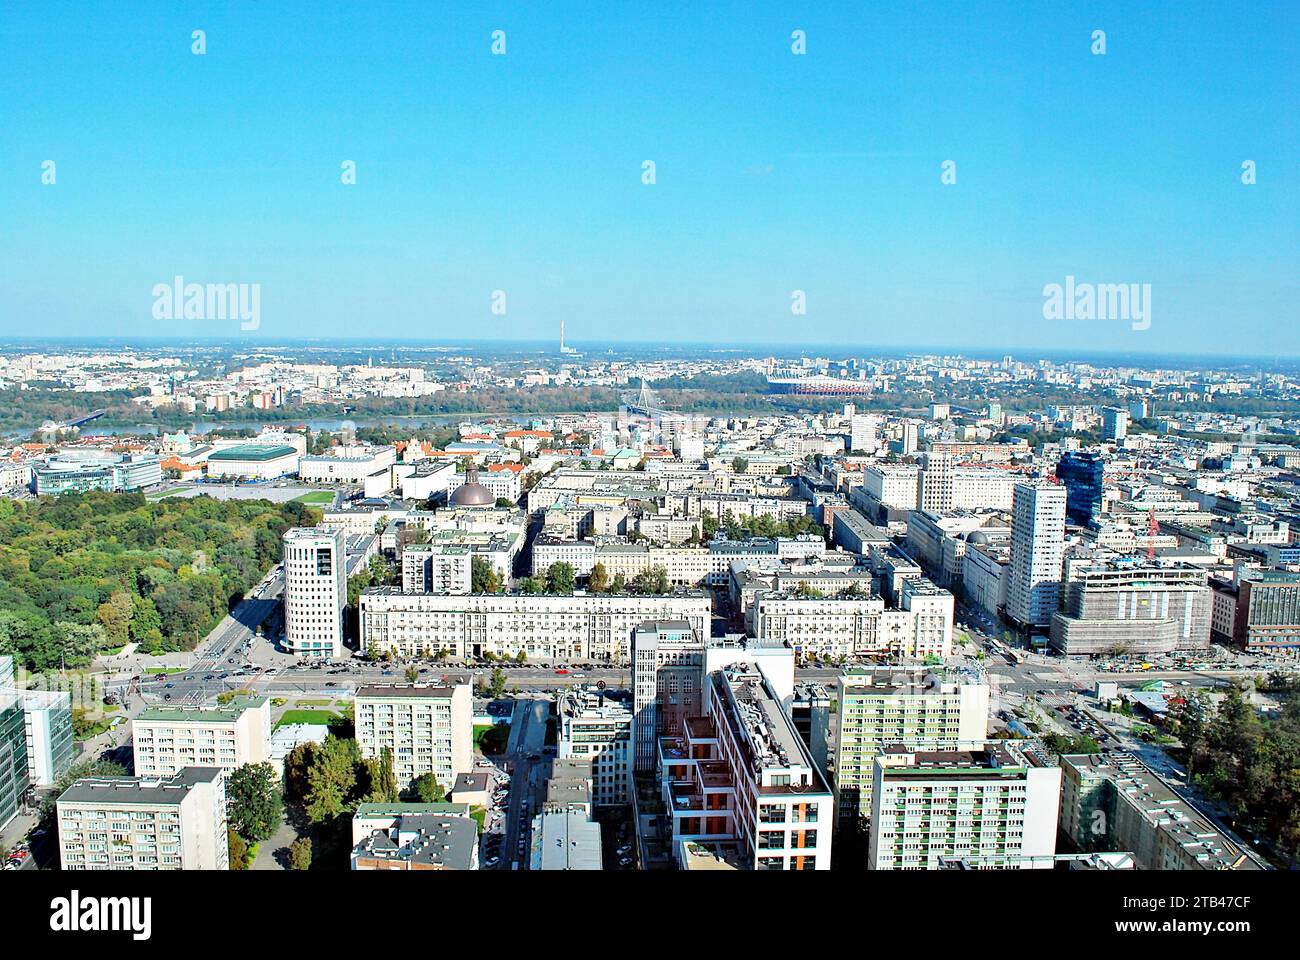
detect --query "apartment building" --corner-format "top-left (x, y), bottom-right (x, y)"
top-left (132, 696), bottom-right (271, 778)
top-left (283, 526), bottom-right (347, 659)
top-left (824, 669), bottom-right (989, 828)
top-left (360, 587), bottom-right (711, 662)
top-left (56, 767), bottom-right (229, 870)
top-left (659, 664), bottom-right (833, 870)
top-left (752, 579), bottom-right (954, 660)
top-left (400, 543), bottom-right (472, 594)
top-left (868, 743), bottom-right (1061, 870)
top-left (557, 689), bottom-right (633, 805)
top-left (1059, 752), bottom-right (1260, 870)
top-left (354, 684), bottom-right (472, 792)
top-left (632, 621), bottom-right (706, 772)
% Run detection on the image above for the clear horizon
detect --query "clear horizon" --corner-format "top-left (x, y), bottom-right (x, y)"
top-left (2, 2), bottom-right (1297, 353)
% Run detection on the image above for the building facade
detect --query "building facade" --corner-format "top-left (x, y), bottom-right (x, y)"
top-left (1006, 481), bottom-right (1067, 629)
top-left (354, 683), bottom-right (472, 792)
top-left (132, 697), bottom-right (271, 778)
top-left (360, 588), bottom-right (711, 662)
top-left (868, 744), bottom-right (1061, 870)
top-left (283, 526), bottom-right (347, 659)
top-left (56, 767), bottom-right (229, 870)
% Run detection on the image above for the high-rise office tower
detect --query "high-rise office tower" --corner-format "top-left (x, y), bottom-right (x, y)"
top-left (1007, 481), bottom-right (1067, 629)
top-left (1055, 451), bottom-right (1106, 527)
top-left (283, 527), bottom-right (347, 659)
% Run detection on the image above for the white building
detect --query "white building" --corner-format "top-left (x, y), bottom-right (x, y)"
top-left (299, 444), bottom-right (397, 484)
top-left (401, 543), bottom-right (472, 594)
top-left (354, 683), bottom-right (473, 792)
top-left (360, 588), bottom-right (711, 662)
top-left (660, 664), bottom-right (834, 870)
top-left (825, 669), bottom-right (990, 827)
top-left (557, 689), bottom-right (633, 806)
top-left (1006, 481), bottom-right (1067, 629)
top-left (868, 743), bottom-right (1061, 870)
top-left (752, 580), bottom-right (954, 661)
top-left (283, 526), bottom-right (347, 659)
top-left (132, 696), bottom-right (271, 778)
top-left (56, 767), bottom-right (229, 871)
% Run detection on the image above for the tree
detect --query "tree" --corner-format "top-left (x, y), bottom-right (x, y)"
top-left (304, 736), bottom-right (362, 823)
top-left (288, 837), bottom-right (312, 871)
top-left (227, 762), bottom-right (284, 843)
top-left (546, 561), bottom-right (576, 595)
top-left (489, 667), bottom-right (508, 700)
top-left (408, 773), bottom-right (447, 803)
top-left (405, 666), bottom-right (420, 683)
top-left (514, 649), bottom-right (527, 665)
top-left (588, 562), bottom-right (609, 593)
top-left (611, 572), bottom-right (627, 593)
top-left (228, 827), bottom-right (250, 870)
top-left (520, 576), bottom-right (544, 595)
top-left (732, 457), bottom-right (748, 474)
top-left (283, 742), bottom-right (316, 804)
top-left (471, 556), bottom-right (502, 594)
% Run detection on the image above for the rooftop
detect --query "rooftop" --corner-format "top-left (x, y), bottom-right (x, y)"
top-left (208, 443), bottom-right (298, 461)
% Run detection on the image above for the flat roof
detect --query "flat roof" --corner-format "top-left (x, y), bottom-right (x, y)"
top-left (137, 695), bottom-right (267, 723)
top-left (209, 444), bottom-right (299, 461)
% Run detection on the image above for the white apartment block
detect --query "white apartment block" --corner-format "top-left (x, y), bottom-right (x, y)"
top-left (57, 767), bottom-right (229, 871)
top-left (1006, 481), bottom-right (1067, 629)
top-left (360, 587), bottom-right (711, 662)
top-left (660, 664), bottom-right (834, 870)
top-left (354, 684), bottom-right (472, 792)
top-left (753, 580), bottom-right (953, 660)
top-left (132, 697), bottom-right (271, 778)
top-left (861, 465), bottom-right (921, 510)
top-left (557, 689), bottom-right (633, 806)
top-left (283, 526), bottom-right (347, 659)
top-left (869, 743), bottom-right (1061, 870)
top-left (401, 543), bottom-right (472, 594)
top-left (531, 537), bottom-right (598, 578)
top-left (827, 670), bottom-right (989, 826)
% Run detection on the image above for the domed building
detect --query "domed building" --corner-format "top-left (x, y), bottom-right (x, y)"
top-left (449, 462), bottom-right (494, 507)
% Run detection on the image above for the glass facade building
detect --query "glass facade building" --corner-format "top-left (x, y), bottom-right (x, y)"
top-left (1056, 452), bottom-right (1105, 528)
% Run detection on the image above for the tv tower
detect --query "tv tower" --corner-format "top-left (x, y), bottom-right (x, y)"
top-left (560, 317), bottom-right (565, 353)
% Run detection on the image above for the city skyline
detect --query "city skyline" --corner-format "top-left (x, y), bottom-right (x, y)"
top-left (2, 2), bottom-right (1296, 352)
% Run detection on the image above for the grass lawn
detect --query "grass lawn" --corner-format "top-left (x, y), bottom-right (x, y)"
top-left (292, 491), bottom-right (335, 504)
top-left (476, 723), bottom-right (509, 754)
top-left (276, 709), bottom-right (341, 729)
top-left (296, 699), bottom-right (334, 707)
top-left (470, 807), bottom-right (486, 833)
top-left (144, 666), bottom-right (188, 674)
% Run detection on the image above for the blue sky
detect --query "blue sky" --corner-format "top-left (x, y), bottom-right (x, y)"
top-left (1, 1), bottom-right (1296, 354)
